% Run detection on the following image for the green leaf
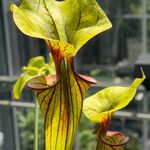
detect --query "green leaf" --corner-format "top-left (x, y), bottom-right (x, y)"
top-left (13, 55), bottom-right (56, 99)
top-left (11, 0), bottom-right (112, 56)
top-left (25, 56), bottom-right (46, 69)
top-left (83, 70), bottom-right (145, 123)
top-left (13, 72), bottom-right (36, 99)
top-left (21, 56), bottom-right (46, 73)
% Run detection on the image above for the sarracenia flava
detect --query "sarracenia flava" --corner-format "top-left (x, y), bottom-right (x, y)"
top-left (11, 0), bottom-right (112, 149)
top-left (83, 70), bottom-right (145, 150)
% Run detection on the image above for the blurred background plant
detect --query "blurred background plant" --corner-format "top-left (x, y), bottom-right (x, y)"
top-left (17, 109), bottom-right (44, 150)
top-left (78, 116), bottom-right (96, 150)
top-left (16, 109), bottom-right (142, 150)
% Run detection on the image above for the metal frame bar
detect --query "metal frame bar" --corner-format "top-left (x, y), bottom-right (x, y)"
top-left (0, 100), bottom-right (150, 121)
top-left (141, 1), bottom-right (149, 149)
top-left (142, 0), bottom-right (148, 54)
top-left (123, 14), bottom-right (150, 19)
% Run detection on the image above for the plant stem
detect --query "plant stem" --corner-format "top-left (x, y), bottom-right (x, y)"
top-left (34, 99), bottom-right (39, 150)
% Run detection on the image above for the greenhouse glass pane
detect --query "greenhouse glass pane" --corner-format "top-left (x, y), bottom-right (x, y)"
top-left (117, 19), bottom-right (142, 67)
top-left (147, 0), bottom-right (150, 13)
top-left (0, 1), bottom-right (8, 75)
top-left (121, 0), bottom-right (142, 14)
top-left (0, 107), bottom-right (15, 150)
top-left (147, 19), bottom-right (150, 53)
top-left (98, 0), bottom-right (142, 15)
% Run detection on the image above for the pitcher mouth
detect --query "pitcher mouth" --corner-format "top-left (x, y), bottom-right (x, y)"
top-left (100, 131), bottom-right (129, 147)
